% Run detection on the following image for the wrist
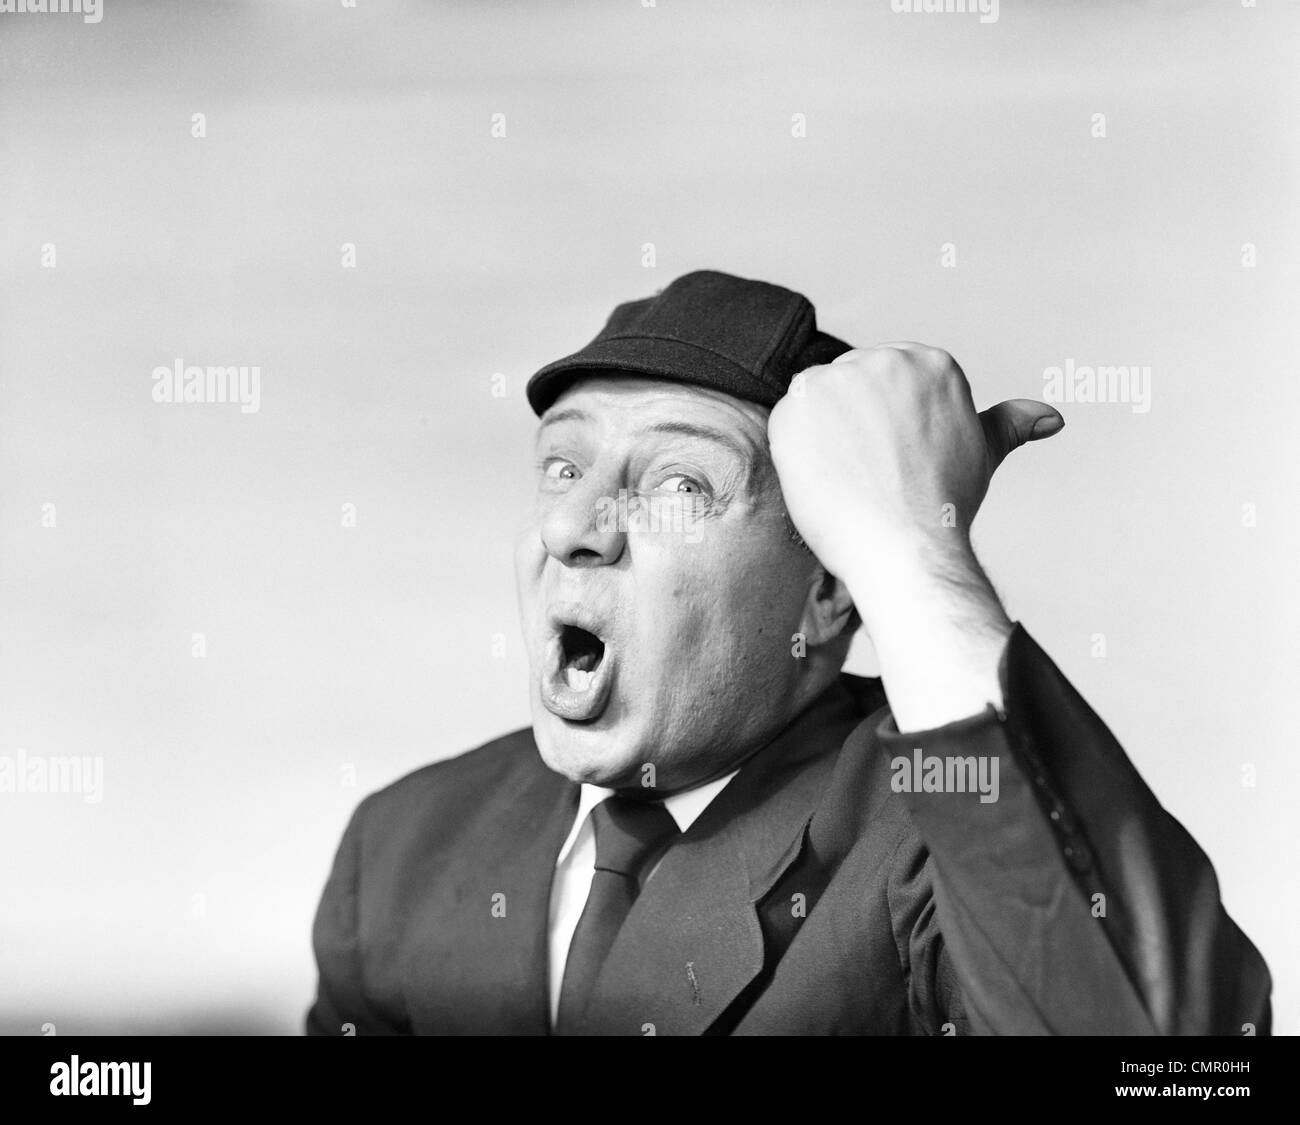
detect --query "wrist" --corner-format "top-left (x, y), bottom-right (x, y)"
top-left (843, 538), bottom-right (1013, 730)
top-left (842, 531), bottom-right (990, 632)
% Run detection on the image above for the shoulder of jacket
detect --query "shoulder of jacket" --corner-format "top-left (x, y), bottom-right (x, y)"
top-left (355, 726), bottom-right (539, 824)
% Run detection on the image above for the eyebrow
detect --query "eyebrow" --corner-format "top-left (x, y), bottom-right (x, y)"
top-left (537, 407), bottom-right (590, 431)
top-left (641, 421), bottom-right (756, 467)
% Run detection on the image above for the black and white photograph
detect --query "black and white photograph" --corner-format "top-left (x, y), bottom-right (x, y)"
top-left (1, 0), bottom-right (1295, 1105)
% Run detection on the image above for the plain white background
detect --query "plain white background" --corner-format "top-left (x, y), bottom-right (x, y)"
top-left (1, 0), bottom-right (1296, 1033)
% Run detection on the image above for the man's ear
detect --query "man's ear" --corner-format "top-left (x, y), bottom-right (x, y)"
top-left (798, 567), bottom-right (858, 648)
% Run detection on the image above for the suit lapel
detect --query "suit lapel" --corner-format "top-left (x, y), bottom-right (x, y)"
top-left (406, 737), bottom-right (578, 1035)
top-left (578, 679), bottom-right (869, 1035)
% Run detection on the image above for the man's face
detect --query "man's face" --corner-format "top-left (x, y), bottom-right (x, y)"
top-left (515, 376), bottom-right (823, 794)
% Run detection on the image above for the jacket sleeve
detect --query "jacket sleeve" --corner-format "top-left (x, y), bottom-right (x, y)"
top-left (877, 623), bottom-right (1272, 1035)
top-left (305, 795), bottom-right (405, 1036)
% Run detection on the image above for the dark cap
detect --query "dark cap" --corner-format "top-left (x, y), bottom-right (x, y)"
top-left (525, 270), bottom-right (852, 416)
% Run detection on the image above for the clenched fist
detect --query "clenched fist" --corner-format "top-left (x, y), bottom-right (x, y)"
top-left (769, 343), bottom-right (1063, 600)
top-left (769, 343), bottom-right (1063, 728)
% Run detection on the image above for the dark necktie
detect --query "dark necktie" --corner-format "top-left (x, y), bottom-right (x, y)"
top-left (554, 795), bottom-right (680, 1034)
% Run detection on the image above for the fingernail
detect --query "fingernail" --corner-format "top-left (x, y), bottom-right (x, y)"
top-left (1032, 414), bottom-right (1064, 438)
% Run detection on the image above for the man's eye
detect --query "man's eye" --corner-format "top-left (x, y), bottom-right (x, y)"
top-left (542, 459), bottom-right (579, 482)
top-left (656, 474), bottom-right (706, 495)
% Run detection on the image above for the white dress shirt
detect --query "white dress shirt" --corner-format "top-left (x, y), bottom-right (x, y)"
top-left (547, 771), bottom-right (738, 1025)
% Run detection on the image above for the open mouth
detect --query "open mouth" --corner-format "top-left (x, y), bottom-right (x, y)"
top-left (540, 608), bottom-right (616, 723)
top-left (559, 624), bottom-right (605, 691)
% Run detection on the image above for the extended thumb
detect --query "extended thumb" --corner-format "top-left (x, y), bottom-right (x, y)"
top-left (979, 399), bottom-right (1064, 468)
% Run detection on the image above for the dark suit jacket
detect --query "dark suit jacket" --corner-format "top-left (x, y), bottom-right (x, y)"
top-left (306, 625), bottom-right (1271, 1035)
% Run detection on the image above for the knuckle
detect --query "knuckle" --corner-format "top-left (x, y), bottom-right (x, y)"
top-left (851, 347), bottom-right (902, 374)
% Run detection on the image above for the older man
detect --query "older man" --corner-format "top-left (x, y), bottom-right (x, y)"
top-left (307, 270), bottom-right (1270, 1036)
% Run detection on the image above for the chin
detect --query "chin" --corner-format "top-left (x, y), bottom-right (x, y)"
top-left (532, 711), bottom-right (642, 788)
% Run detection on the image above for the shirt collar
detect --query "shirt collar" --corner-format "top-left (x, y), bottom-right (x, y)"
top-left (555, 769), bottom-right (739, 868)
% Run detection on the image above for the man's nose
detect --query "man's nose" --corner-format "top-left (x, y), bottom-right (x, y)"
top-left (539, 474), bottom-right (627, 567)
